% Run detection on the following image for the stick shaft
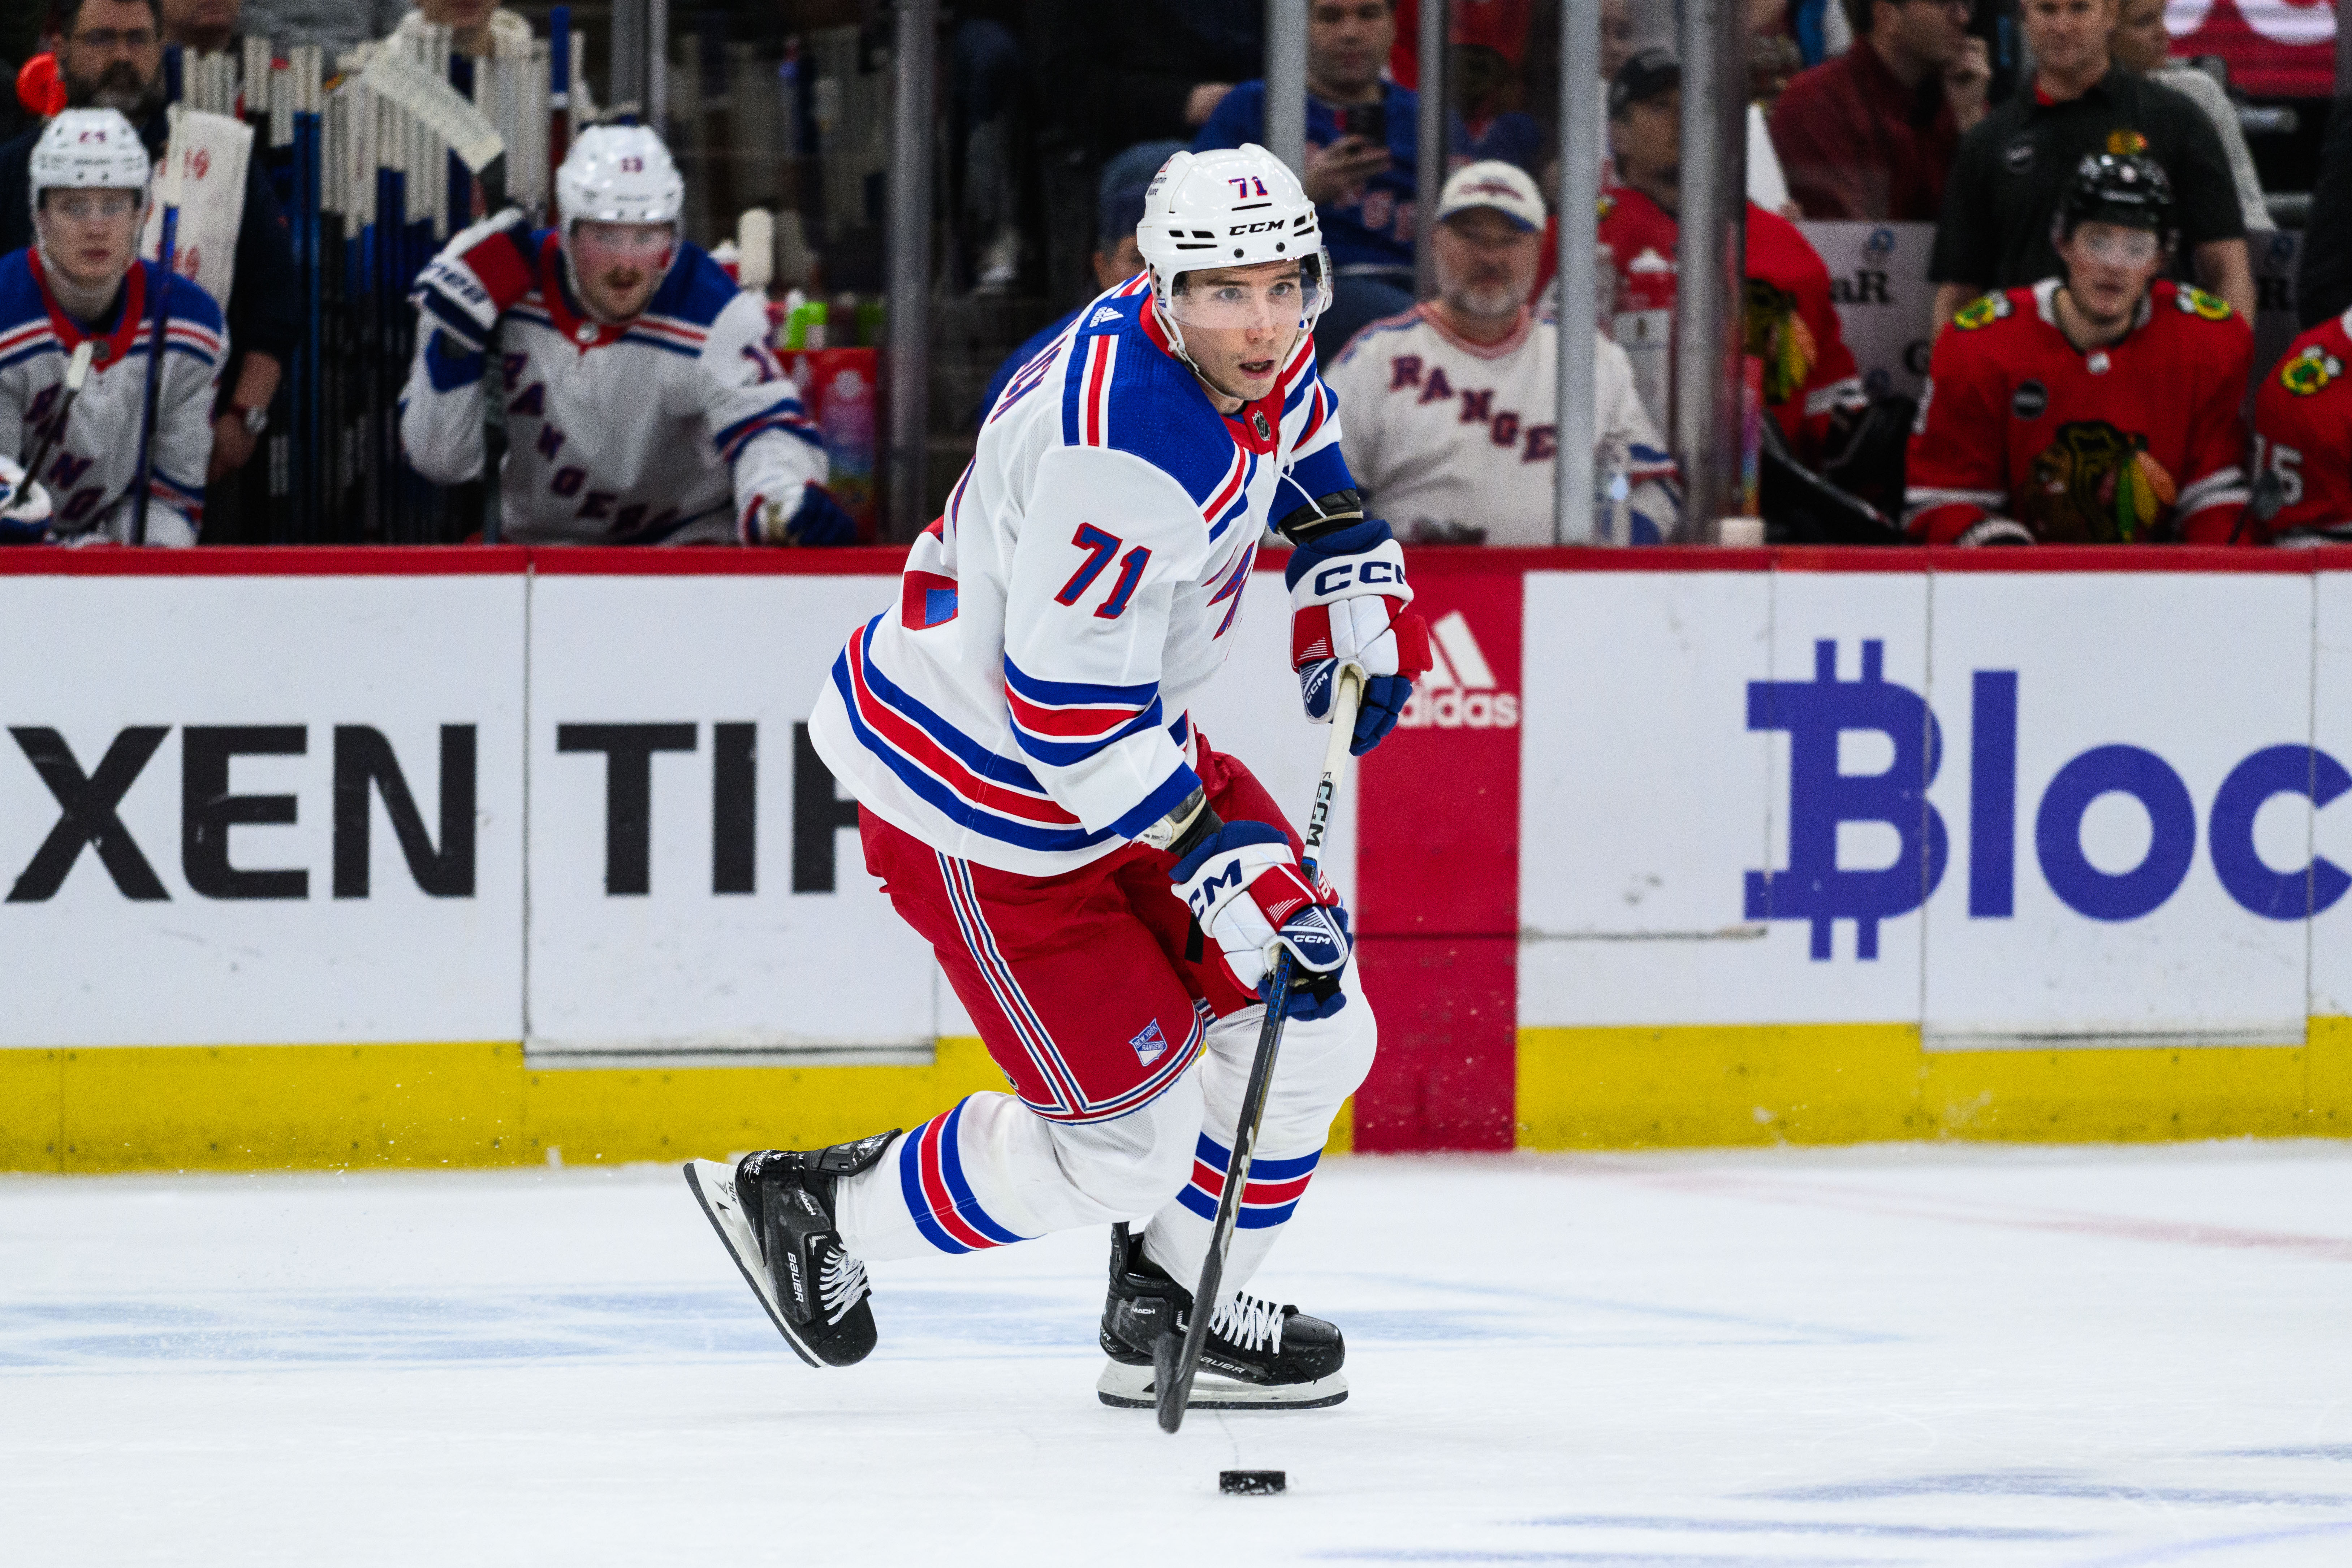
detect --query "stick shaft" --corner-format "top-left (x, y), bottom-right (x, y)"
top-left (130, 111), bottom-right (186, 547)
top-left (1157, 668), bottom-right (1363, 1433)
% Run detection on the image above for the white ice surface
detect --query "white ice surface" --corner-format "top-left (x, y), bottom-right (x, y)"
top-left (6, 1144), bottom-right (2352, 1566)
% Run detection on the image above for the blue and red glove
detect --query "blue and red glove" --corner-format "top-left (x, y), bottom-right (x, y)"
top-left (745, 481), bottom-right (859, 546)
top-left (1286, 519), bottom-right (1432, 755)
top-left (411, 207), bottom-right (535, 357)
top-left (1170, 821), bottom-right (1352, 1020)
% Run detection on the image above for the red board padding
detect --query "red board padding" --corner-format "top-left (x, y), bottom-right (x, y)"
top-left (1351, 938), bottom-right (1518, 1152)
top-left (1352, 568), bottom-right (1523, 1151)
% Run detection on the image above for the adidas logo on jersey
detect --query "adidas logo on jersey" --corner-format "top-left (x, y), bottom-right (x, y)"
top-left (1088, 306), bottom-right (1123, 328)
top-left (1397, 610), bottom-right (1519, 731)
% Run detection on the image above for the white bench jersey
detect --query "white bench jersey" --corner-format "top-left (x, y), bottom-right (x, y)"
top-left (0, 252), bottom-right (223, 547)
top-left (399, 232), bottom-right (824, 544)
top-left (807, 274), bottom-right (1356, 878)
top-left (1325, 304), bottom-right (1679, 545)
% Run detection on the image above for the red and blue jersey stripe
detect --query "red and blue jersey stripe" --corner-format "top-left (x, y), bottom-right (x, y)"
top-left (1177, 1134), bottom-right (1319, 1230)
top-left (1002, 656), bottom-right (1164, 768)
top-left (898, 1097), bottom-right (1029, 1254)
top-left (713, 394), bottom-right (821, 461)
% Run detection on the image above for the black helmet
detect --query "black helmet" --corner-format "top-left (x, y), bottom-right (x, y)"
top-left (2054, 152), bottom-right (2175, 247)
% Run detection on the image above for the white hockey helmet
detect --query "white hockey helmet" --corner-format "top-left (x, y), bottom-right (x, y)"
top-left (28, 109), bottom-right (151, 219)
top-left (556, 125), bottom-right (685, 237)
top-left (1135, 144), bottom-right (1331, 360)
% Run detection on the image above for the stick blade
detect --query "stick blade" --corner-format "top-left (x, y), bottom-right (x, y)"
top-left (1152, 1329), bottom-right (1186, 1433)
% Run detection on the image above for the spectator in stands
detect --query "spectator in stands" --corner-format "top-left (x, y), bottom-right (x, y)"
top-left (2106, 0), bottom-right (2269, 238)
top-left (1193, 0), bottom-right (1420, 359)
top-left (159, 0), bottom-right (238, 55)
top-left (1770, 0), bottom-right (1991, 221)
top-left (378, 1), bottom-right (598, 118)
top-left (1598, 51), bottom-right (1867, 467)
top-left (1, 0), bottom-right (301, 502)
top-left (1093, 0), bottom-right (1263, 202)
top-left (977, 183), bottom-right (1147, 418)
top-left (1928, 0), bottom-right (2250, 330)
top-left (1327, 161), bottom-right (1678, 545)
top-left (223, 0), bottom-right (392, 58)
top-left (1907, 154), bottom-right (2251, 545)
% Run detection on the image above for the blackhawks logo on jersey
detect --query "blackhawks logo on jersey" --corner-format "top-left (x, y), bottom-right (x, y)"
top-left (1952, 293), bottom-right (2012, 332)
top-left (2106, 129), bottom-right (2149, 156)
top-left (1741, 277), bottom-right (1817, 407)
top-left (2280, 344), bottom-right (2342, 397)
top-left (2023, 420), bottom-right (2178, 543)
top-left (2174, 286), bottom-right (2233, 321)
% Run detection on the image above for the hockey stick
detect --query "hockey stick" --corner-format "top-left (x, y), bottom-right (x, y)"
top-left (18, 339), bottom-right (95, 494)
top-left (128, 106), bottom-right (186, 547)
top-left (360, 49), bottom-right (508, 205)
top-left (1156, 664), bottom-right (1364, 1435)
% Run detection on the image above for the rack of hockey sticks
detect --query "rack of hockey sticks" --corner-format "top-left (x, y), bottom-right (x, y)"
top-left (160, 20), bottom-right (574, 542)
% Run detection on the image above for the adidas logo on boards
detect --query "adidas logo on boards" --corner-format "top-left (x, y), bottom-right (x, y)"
top-left (1396, 611), bottom-right (1519, 731)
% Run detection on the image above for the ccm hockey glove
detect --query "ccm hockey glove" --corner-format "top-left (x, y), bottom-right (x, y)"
top-left (1170, 822), bottom-right (1352, 1021)
top-left (1286, 519), bottom-right (1432, 755)
top-left (411, 207), bottom-right (535, 357)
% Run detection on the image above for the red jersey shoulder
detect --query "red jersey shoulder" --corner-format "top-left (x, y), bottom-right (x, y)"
top-left (2145, 280), bottom-right (2252, 350)
top-left (1744, 203), bottom-right (1832, 294)
top-left (2261, 315), bottom-right (2352, 408)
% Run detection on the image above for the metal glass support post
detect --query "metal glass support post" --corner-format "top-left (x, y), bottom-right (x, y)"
top-left (610, 0), bottom-right (646, 121)
top-left (1554, 0), bottom-right (1600, 544)
top-left (1265, 0), bottom-right (1308, 178)
top-left (1671, 0), bottom-right (1748, 540)
top-left (2339, 5), bottom-right (2352, 93)
top-left (1414, 0), bottom-right (1447, 299)
top-left (885, 0), bottom-right (938, 541)
top-left (647, 0), bottom-right (668, 130)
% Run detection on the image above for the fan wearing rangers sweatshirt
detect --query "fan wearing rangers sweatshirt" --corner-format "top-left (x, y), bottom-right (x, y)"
top-left (1329, 160), bottom-right (1678, 545)
top-left (683, 145), bottom-right (1432, 1412)
top-left (1906, 153), bottom-right (2252, 547)
top-left (400, 126), bottom-right (853, 546)
top-left (0, 109), bottom-right (221, 547)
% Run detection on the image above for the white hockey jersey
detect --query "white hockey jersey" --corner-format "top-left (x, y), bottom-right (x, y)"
top-left (399, 231), bottom-right (825, 544)
top-left (807, 275), bottom-right (1355, 877)
top-left (0, 251), bottom-right (223, 547)
top-left (1325, 303), bottom-right (1679, 546)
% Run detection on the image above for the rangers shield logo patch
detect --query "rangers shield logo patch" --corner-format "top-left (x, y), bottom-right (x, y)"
top-left (1130, 1019), bottom-right (1169, 1066)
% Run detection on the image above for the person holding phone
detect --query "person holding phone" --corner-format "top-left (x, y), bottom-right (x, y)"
top-left (1190, 0), bottom-right (1421, 359)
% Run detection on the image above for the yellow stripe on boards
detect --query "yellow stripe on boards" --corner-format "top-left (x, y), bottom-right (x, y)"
top-left (0, 1049), bottom-right (65, 1169)
top-left (1515, 1024), bottom-right (1926, 1149)
top-left (1516, 1023), bottom-right (2352, 1149)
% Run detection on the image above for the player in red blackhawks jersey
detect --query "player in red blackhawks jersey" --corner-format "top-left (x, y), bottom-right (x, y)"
top-left (1905, 153), bottom-right (2253, 545)
top-left (2250, 311), bottom-right (2352, 543)
top-left (682, 144), bottom-right (1432, 1412)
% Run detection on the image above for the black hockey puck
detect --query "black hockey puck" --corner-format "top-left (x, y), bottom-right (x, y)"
top-left (1219, 1470), bottom-right (1286, 1495)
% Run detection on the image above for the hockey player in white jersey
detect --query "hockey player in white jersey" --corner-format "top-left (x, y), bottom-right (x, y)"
top-left (0, 109), bottom-right (223, 547)
top-left (400, 125), bottom-right (853, 546)
top-left (1328, 160), bottom-right (1679, 545)
top-left (685, 144), bottom-right (1432, 1409)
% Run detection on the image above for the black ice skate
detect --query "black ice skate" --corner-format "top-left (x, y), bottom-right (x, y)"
top-left (683, 1132), bottom-right (897, 1369)
top-left (1095, 1222), bottom-right (1348, 1410)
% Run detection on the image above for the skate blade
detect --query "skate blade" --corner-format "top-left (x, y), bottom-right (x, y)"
top-left (1095, 1358), bottom-right (1348, 1411)
top-left (682, 1159), bottom-right (826, 1370)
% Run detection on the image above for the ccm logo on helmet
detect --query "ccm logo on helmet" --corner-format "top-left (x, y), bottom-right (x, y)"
top-left (1228, 220), bottom-right (1291, 236)
top-left (1312, 560), bottom-right (1402, 596)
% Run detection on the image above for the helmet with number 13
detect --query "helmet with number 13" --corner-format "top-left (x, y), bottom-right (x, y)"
top-left (556, 125), bottom-right (686, 322)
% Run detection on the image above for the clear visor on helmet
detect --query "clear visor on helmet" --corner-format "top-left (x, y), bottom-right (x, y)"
top-left (1165, 250), bottom-right (1331, 331)
top-left (2070, 223), bottom-right (2161, 266)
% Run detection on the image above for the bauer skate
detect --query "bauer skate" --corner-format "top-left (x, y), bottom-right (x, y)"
top-left (1094, 1222), bottom-right (1348, 1410)
top-left (683, 1132), bottom-right (897, 1368)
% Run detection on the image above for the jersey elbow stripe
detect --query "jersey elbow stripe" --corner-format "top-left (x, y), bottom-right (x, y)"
top-left (1009, 702), bottom-right (1166, 766)
top-left (2178, 470), bottom-right (2248, 512)
top-left (897, 1097), bottom-right (1027, 1253)
top-left (844, 629), bottom-right (1082, 826)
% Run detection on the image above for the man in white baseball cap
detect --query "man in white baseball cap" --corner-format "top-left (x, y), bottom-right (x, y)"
top-left (1325, 159), bottom-right (1680, 545)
